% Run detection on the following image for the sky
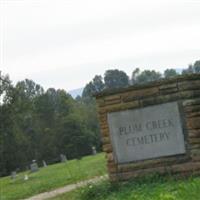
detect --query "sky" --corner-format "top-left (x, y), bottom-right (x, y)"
top-left (0, 0), bottom-right (200, 91)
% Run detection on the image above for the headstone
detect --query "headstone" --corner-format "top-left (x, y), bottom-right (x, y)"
top-left (24, 174), bottom-right (29, 181)
top-left (92, 146), bottom-right (97, 155)
top-left (108, 102), bottom-right (186, 163)
top-left (30, 160), bottom-right (39, 172)
top-left (60, 154), bottom-right (67, 162)
top-left (11, 171), bottom-right (17, 179)
top-left (42, 160), bottom-right (47, 167)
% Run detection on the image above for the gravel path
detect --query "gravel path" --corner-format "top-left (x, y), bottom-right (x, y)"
top-left (24, 175), bottom-right (108, 200)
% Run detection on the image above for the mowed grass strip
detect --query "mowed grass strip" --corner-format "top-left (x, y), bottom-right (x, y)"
top-left (50, 174), bottom-right (200, 200)
top-left (0, 153), bottom-right (106, 200)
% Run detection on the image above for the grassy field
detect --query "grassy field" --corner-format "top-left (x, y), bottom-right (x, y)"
top-left (0, 153), bottom-right (106, 200)
top-left (2, 153), bottom-right (200, 200)
top-left (50, 174), bottom-right (200, 200)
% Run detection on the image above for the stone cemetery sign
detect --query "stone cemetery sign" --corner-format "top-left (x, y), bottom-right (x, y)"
top-left (108, 102), bottom-right (185, 163)
top-left (95, 74), bottom-right (200, 181)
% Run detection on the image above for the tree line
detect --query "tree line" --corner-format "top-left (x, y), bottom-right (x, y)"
top-left (82, 60), bottom-right (200, 98)
top-left (0, 76), bottom-right (100, 176)
top-left (0, 60), bottom-right (199, 177)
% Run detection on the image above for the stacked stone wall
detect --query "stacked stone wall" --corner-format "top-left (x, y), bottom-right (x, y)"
top-left (95, 74), bottom-right (200, 181)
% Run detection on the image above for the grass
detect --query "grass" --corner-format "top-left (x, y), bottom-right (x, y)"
top-left (50, 174), bottom-right (200, 200)
top-left (0, 153), bottom-right (106, 200)
top-left (2, 153), bottom-right (200, 200)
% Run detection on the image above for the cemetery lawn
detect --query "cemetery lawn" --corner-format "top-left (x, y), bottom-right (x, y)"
top-left (0, 153), bottom-right (106, 200)
top-left (50, 174), bottom-right (200, 200)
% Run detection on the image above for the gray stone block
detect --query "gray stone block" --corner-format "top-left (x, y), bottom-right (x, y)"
top-left (107, 102), bottom-right (186, 164)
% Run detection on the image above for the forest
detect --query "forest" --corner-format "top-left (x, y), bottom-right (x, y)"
top-left (0, 60), bottom-right (200, 177)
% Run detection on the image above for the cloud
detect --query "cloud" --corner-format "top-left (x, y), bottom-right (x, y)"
top-left (1, 0), bottom-right (200, 90)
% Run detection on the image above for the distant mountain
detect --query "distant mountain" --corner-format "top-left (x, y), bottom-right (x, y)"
top-left (68, 87), bottom-right (83, 98)
top-left (175, 68), bottom-right (184, 74)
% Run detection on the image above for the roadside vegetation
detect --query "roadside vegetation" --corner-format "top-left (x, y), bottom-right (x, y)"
top-left (0, 153), bottom-right (106, 200)
top-left (51, 174), bottom-right (200, 200)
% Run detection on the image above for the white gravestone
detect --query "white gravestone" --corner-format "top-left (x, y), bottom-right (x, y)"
top-left (24, 174), bottom-right (29, 181)
top-left (107, 102), bottom-right (186, 164)
top-left (43, 160), bottom-right (47, 167)
top-left (92, 146), bottom-right (97, 155)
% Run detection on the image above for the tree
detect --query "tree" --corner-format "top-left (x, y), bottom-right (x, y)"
top-left (56, 113), bottom-right (89, 158)
top-left (164, 69), bottom-right (178, 79)
top-left (0, 72), bottom-right (14, 176)
top-left (136, 70), bottom-right (162, 84)
top-left (16, 79), bottom-right (44, 99)
top-left (82, 75), bottom-right (104, 101)
top-left (34, 88), bottom-right (75, 161)
top-left (92, 75), bottom-right (105, 92)
top-left (131, 68), bottom-right (140, 85)
top-left (0, 72), bottom-right (13, 104)
top-left (82, 82), bottom-right (96, 99)
top-left (193, 60), bottom-right (200, 73)
top-left (0, 76), bottom-right (35, 175)
top-left (182, 64), bottom-right (194, 75)
top-left (104, 69), bottom-right (129, 89)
